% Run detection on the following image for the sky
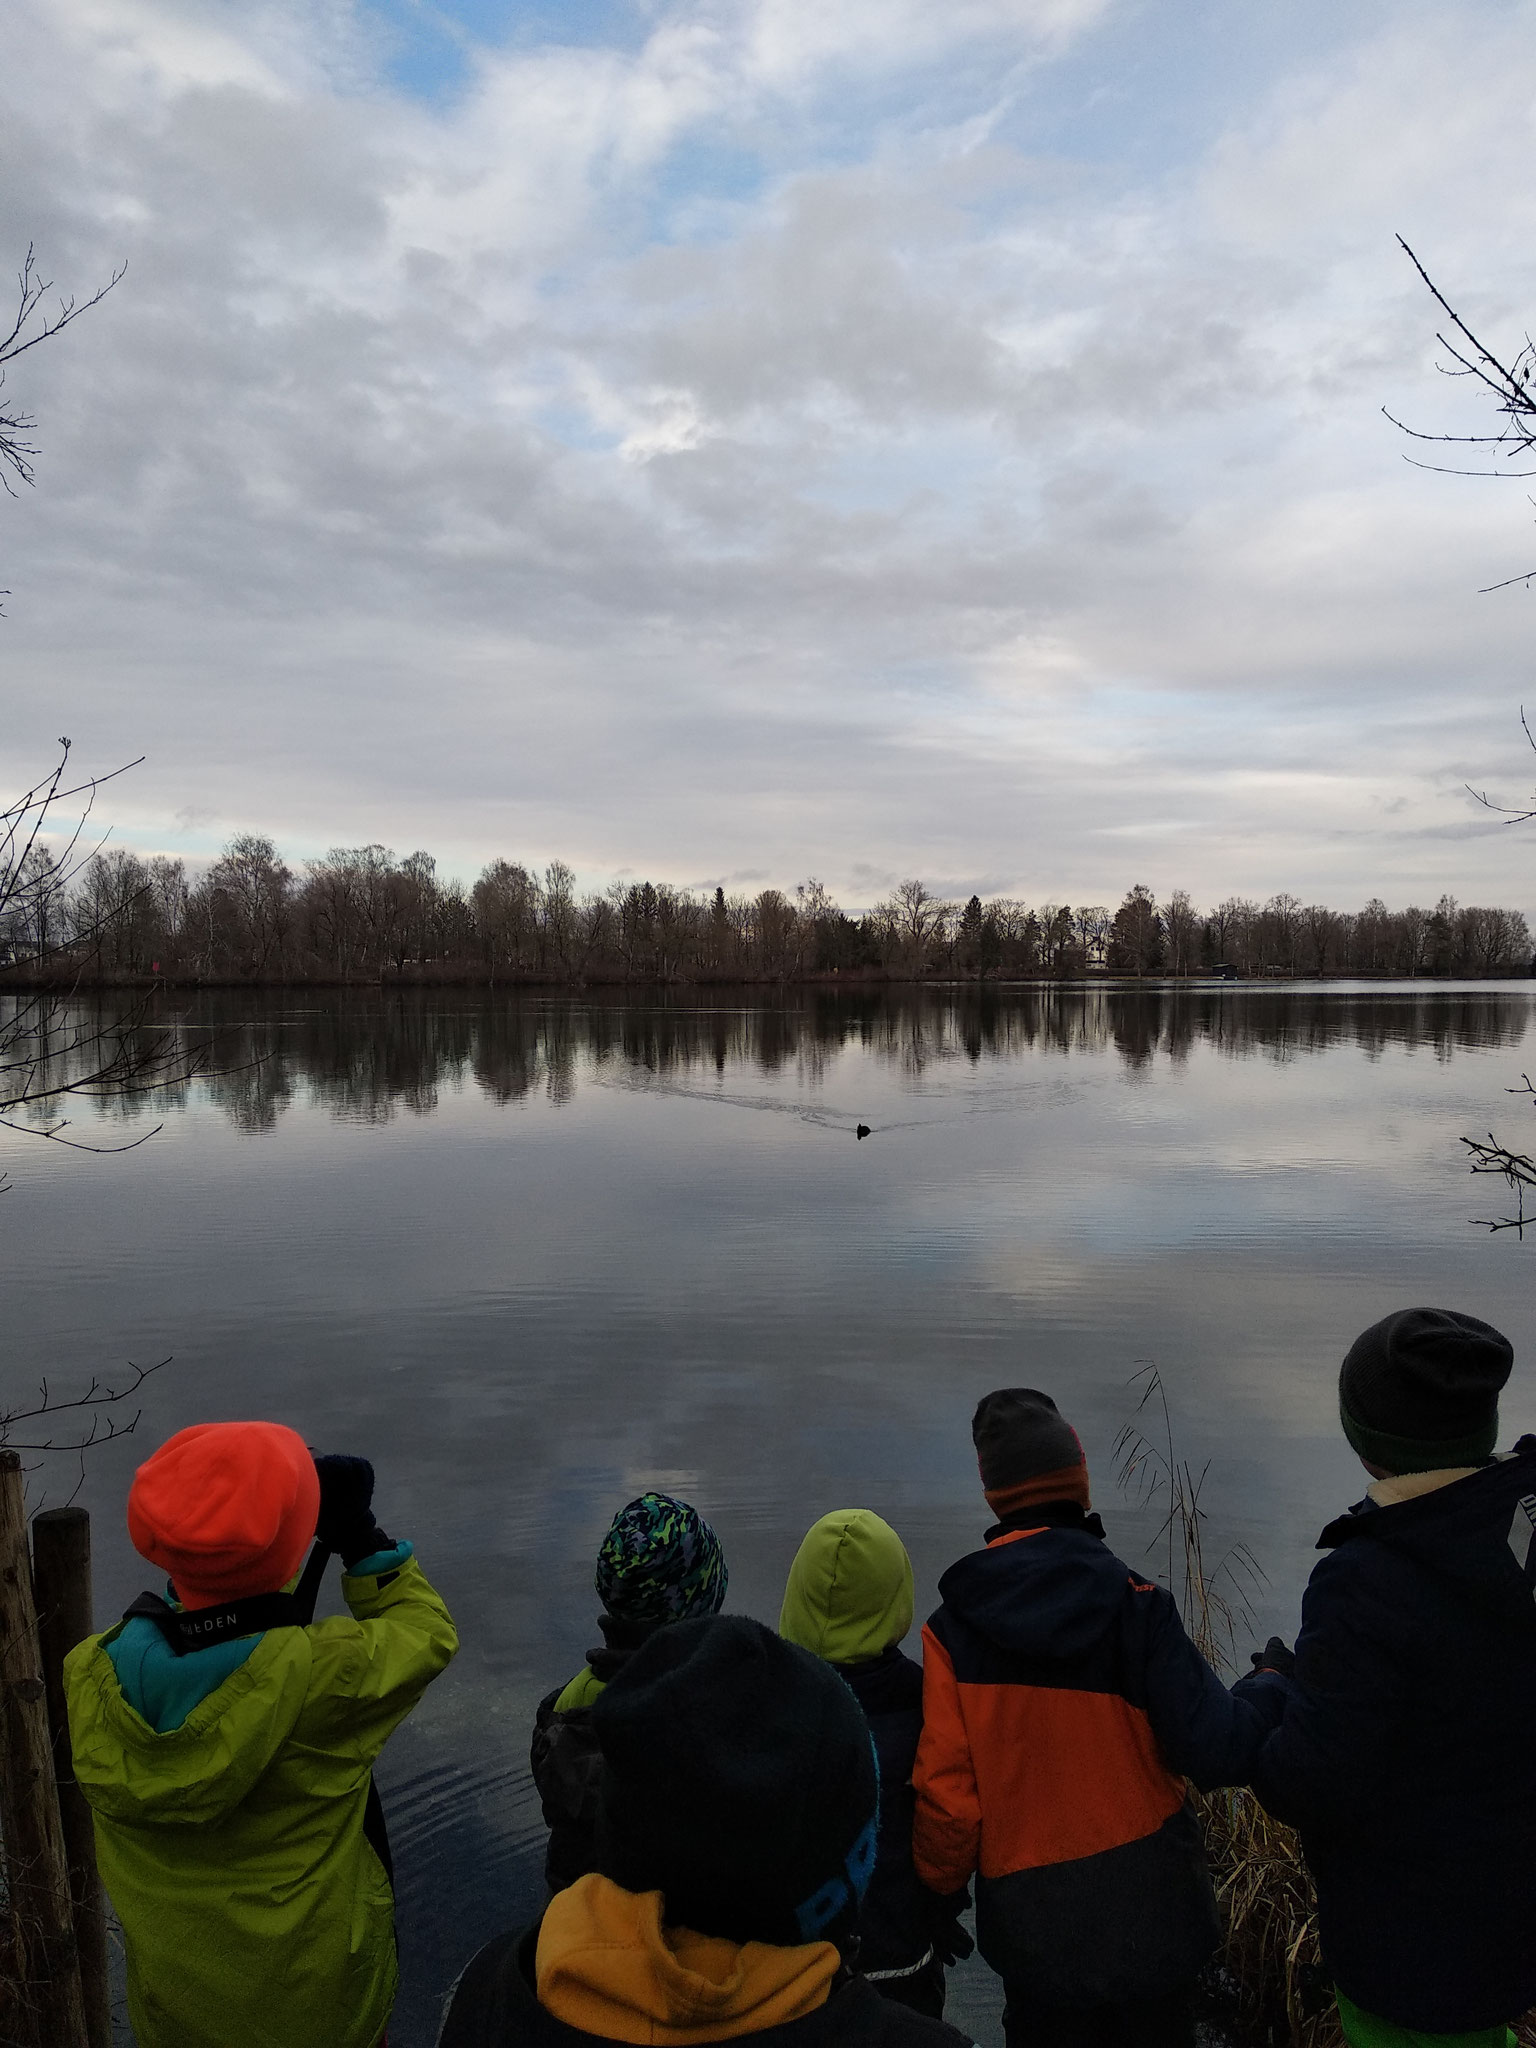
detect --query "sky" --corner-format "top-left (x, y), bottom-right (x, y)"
top-left (5, 0), bottom-right (1536, 912)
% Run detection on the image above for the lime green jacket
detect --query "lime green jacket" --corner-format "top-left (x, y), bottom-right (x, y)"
top-left (65, 1553), bottom-right (457, 2048)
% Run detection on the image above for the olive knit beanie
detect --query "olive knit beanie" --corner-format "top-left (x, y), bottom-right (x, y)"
top-left (973, 1388), bottom-right (1090, 1517)
top-left (592, 1614), bottom-right (878, 1951)
top-left (594, 1492), bottom-right (728, 1625)
top-left (1339, 1307), bottom-right (1514, 1474)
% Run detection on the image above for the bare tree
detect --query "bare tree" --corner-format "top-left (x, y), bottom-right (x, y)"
top-left (1261, 892), bottom-right (1305, 976)
top-left (882, 878), bottom-right (958, 971)
top-left (1389, 247), bottom-right (1536, 1220)
top-left (748, 889), bottom-right (795, 979)
top-left (1108, 885), bottom-right (1162, 977)
top-left (889, 878), bottom-right (948, 953)
top-left (1392, 904), bottom-right (1429, 976)
top-left (206, 834), bottom-right (292, 974)
top-left (540, 860), bottom-right (579, 975)
top-left (1, 742), bottom-right (210, 1192)
top-left (1304, 902), bottom-right (1343, 977)
top-left (1161, 890), bottom-right (1200, 977)
top-left (1210, 896), bottom-right (1257, 974)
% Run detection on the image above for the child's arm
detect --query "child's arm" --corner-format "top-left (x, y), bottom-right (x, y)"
top-left (304, 1549), bottom-right (458, 1759)
top-left (1242, 1552), bottom-right (1402, 1831)
top-left (1139, 1583), bottom-right (1290, 1791)
top-left (911, 1623), bottom-right (982, 1894)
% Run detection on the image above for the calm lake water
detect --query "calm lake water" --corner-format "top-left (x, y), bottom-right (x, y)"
top-left (5, 982), bottom-right (1536, 2046)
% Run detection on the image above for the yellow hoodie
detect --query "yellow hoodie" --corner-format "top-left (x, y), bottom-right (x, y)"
top-left (777, 1510), bottom-right (914, 1665)
top-left (536, 1874), bottom-right (840, 2044)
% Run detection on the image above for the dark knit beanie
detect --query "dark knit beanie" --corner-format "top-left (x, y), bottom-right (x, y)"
top-left (1339, 1307), bottom-right (1514, 1473)
top-left (973, 1388), bottom-right (1090, 1517)
top-left (592, 1614), bottom-right (878, 1950)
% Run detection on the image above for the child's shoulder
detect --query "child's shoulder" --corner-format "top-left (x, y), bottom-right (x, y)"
top-left (846, 1645), bottom-right (924, 1717)
top-left (549, 1665), bottom-right (605, 1716)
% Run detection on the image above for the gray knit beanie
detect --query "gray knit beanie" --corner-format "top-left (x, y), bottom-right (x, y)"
top-left (972, 1388), bottom-right (1089, 1513)
top-left (1339, 1307), bottom-right (1513, 1474)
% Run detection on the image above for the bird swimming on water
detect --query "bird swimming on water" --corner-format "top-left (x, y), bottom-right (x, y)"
top-left (856, 1124), bottom-right (871, 1139)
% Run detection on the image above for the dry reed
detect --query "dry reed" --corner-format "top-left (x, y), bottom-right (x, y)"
top-left (1115, 1368), bottom-right (1340, 2048)
top-left (0, 1880), bottom-right (45, 2048)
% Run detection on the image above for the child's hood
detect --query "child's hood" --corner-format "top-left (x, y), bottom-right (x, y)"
top-left (778, 1509), bottom-right (914, 1663)
top-left (64, 1624), bottom-right (316, 1825)
top-left (937, 1524), bottom-right (1131, 1659)
top-left (536, 1874), bottom-right (839, 2043)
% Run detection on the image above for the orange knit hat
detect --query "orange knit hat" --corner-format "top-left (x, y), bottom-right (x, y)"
top-left (128, 1422), bottom-right (320, 1607)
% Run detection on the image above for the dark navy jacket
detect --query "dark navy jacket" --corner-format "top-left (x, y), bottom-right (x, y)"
top-left (1241, 1442), bottom-right (1536, 2032)
top-left (838, 1648), bottom-right (934, 1981)
top-left (914, 1505), bottom-right (1286, 2006)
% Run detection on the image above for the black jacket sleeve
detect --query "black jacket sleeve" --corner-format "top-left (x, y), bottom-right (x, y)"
top-left (1242, 1546), bottom-right (1407, 1833)
top-left (529, 1691), bottom-right (606, 1890)
top-left (1140, 1586), bottom-right (1291, 1791)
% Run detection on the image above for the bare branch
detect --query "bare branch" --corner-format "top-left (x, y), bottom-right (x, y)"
top-left (0, 243), bottom-right (125, 495)
top-left (1398, 240), bottom-right (1526, 374)
top-left (0, 1115), bottom-right (165, 1153)
top-left (1461, 1076), bottom-right (1536, 1234)
top-left (1465, 709), bottom-right (1536, 819)
top-left (0, 1356), bottom-right (170, 1454)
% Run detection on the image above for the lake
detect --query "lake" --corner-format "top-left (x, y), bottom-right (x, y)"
top-left (4, 982), bottom-right (1535, 2045)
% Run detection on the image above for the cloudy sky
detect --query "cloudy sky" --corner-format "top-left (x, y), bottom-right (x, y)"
top-left (5, 0), bottom-right (1536, 910)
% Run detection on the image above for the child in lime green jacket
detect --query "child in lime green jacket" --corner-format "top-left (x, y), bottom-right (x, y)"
top-left (530, 1491), bottom-right (727, 1888)
top-left (65, 1421), bottom-right (457, 2048)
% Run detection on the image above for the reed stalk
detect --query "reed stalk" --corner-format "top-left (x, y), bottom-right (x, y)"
top-left (1116, 1368), bottom-right (1337, 2048)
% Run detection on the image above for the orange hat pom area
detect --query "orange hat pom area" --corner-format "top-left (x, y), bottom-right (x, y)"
top-left (128, 1422), bottom-right (321, 1608)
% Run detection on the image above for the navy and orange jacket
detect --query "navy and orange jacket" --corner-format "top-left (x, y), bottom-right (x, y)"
top-left (913, 1504), bottom-right (1286, 2005)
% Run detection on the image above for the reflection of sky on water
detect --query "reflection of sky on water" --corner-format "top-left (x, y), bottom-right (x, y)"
top-left (4, 985), bottom-right (1535, 2046)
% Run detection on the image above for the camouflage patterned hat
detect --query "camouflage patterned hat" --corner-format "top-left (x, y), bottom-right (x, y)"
top-left (595, 1492), bottom-right (728, 1624)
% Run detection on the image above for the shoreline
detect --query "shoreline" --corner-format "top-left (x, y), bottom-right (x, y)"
top-left (4, 968), bottom-right (1534, 995)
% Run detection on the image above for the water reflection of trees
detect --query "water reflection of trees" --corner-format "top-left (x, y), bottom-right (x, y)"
top-left (8, 986), bottom-right (1529, 1137)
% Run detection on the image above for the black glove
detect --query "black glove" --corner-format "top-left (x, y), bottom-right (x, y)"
top-left (933, 1915), bottom-right (975, 1967)
top-left (923, 1886), bottom-right (975, 1967)
top-left (1249, 1635), bottom-right (1296, 1680)
top-left (313, 1454), bottom-right (391, 1569)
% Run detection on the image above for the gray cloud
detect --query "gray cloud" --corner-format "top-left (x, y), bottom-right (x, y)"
top-left (4, 0), bottom-right (1536, 915)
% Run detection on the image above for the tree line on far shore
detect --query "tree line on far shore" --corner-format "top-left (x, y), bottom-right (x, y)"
top-left (2, 835), bottom-right (1532, 984)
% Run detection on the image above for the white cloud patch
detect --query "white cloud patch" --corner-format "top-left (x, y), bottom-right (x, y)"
top-left (4, 0), bottom-right (1536, 913)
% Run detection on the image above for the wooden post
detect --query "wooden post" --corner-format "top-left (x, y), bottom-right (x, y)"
top-left (0, 1453), bottom-right (87, 2048)
top-left (32, 1510), bottom-right (110, 2048)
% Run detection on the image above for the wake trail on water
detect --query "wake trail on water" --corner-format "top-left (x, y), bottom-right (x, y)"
top-left (589, 1072), bottom-right (1086, 1135)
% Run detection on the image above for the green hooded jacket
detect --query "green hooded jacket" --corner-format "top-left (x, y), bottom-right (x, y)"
top-left (778, 1509), bottom-right (915, 1664)
top-left (65, 1552), bottom-right (457, 2048)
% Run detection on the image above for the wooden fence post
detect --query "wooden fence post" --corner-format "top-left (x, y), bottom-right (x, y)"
top-left (0, 1453), bottom-right (87, 2048)
top-left (32, 1510), bottom-right (110, 2048)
